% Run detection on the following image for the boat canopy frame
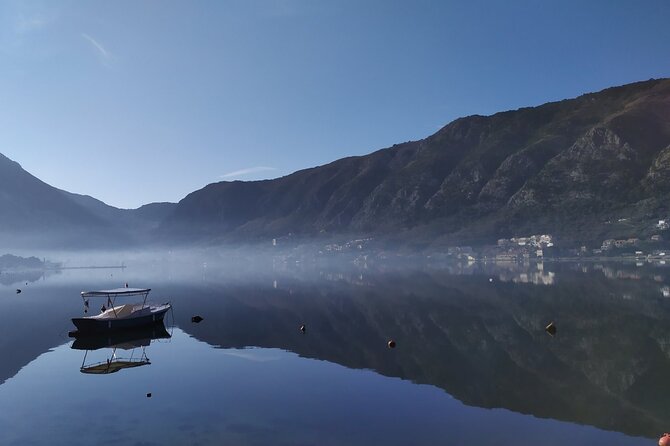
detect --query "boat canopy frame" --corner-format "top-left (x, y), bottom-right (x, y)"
top-left (80, 288), bottom-right (151, 317)
top-left (81, 288), bottom-right (151, 298)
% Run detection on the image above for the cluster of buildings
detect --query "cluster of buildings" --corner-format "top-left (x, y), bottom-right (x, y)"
top-left (495, 234), bottom-right (554, 259)
top-left (445, 246), bottom-right (475, 261)
top-left (497, 234), bottom-right (554, 248)
top-left (600, 238), bottom-right (640, 251)
top-left (322, 238), bottom-right (372, 253)
top-left (589, 219), bottom-right (669, 256)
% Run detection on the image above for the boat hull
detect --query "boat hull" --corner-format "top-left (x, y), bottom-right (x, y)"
top-left (71, 305), bottom-right (170, 334)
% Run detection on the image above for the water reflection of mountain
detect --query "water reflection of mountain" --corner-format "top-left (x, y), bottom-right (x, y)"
top-left (0, 284), bottom-right (81, 386)
top-left (174, 266), bottom-right (670, 439)
top-left (1, 263), bottom-right (669, 438)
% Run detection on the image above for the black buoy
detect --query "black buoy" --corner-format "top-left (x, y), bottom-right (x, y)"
top-left (146, 393), bottom-right (152, 398)
top-left (191, 316), bottom-right (203, 323)
top-left (300, 324), bottom-right (306, 333)
top-left (387, 339), bottom-right (396, 349)
top-left (15, 289), bottom-right (21, 294)
top-left (545, 321), bottom-right (557, 336)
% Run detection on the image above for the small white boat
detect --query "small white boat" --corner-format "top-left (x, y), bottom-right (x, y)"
top-left (71, 288), bottom-right (171, 334)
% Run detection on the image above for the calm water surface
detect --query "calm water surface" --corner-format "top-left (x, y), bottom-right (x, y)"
top-left (0, 258), bottom-right (667, 445)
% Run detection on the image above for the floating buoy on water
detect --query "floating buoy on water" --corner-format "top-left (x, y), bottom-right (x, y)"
top-left (659, 433), bottom-right (670, 446)
top-left (300, 324), bottom-right (306, 333)
top-left (545, 321), bottom-right (557, 336)
top-left (15, 289), bottom-right (21, 294)
top-left (146, 393), bottom-right (152, 398)
top-left (387, 340), bottom-right (396, 349)
top-left (191, 316), bottom-right (203, 323)
top-left (489, 278), bottom-right (493, 283)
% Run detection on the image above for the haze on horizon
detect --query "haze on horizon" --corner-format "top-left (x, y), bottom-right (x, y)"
top-left (1, 0), bottom-right (668, 209)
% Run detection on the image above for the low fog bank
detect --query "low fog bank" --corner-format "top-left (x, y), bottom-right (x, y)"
top-left (0, 234), bottom-right (409, 276)
top-left (0, 238), bottom-right (449, 289)
top-left (4, 238), bottom-right (668, 291)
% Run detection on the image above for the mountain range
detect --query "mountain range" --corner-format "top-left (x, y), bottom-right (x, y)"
top-left (0, 152), bottom-right (174, 248)
top-left (2, 78), bottom-right (669, 249)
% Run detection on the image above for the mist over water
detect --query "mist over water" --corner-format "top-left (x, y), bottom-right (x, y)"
top-left (0, 250), bottom-right (667, 444)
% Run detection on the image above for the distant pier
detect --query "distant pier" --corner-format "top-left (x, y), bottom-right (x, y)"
top-left (49, 265), bottom-right (127, 270)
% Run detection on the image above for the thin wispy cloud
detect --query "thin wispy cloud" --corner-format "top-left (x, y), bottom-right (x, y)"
top-left (220, 166), bottom-right (277, 179)
top-left (82, 33), bottom-right (111, 63)
top-left (3, 11), bottom-right (53, 53)
top-left (15, 15), bottom-right (48, 34)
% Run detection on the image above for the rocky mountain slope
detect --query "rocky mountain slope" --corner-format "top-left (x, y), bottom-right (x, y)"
top-left (161, 78), bottom-right (670, 246)
top-left (2, 78), bottom-right (668, 248)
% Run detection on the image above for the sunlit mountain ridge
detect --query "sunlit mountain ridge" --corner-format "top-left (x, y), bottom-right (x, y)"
top-left (2, 78), bottom-right (669, 248)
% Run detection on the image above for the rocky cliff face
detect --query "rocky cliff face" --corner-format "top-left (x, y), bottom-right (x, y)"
top-left (162, 78), bottom-right (670, 246)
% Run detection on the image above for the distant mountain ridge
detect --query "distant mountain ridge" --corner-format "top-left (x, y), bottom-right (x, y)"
top-left (0, 153), bottom-right (176, 248)
top-left (0, 152), bottom-right (108, 247)
top-left (161, 78), bottom-right (670, 246)
top-left (1, 78), bottom-right (669, 248)
top-left (62, 190), bottom-right (176, 235)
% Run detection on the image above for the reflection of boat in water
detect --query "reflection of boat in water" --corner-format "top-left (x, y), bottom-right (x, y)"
top-left (71, 288), bottom-right (171, 334)
top-left (81, 355), bottom-right (149, 375)
top-left (72, 324), bottom-right (171, 375)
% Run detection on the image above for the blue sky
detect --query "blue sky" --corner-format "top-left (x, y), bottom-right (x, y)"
top-left (1, 0), bottom-right (669, 209)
